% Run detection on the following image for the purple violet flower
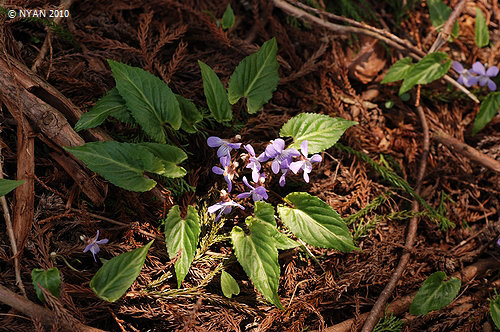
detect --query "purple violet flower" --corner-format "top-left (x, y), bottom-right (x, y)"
top-left (263, 139), bottom-right (300, 174)
top-left (497, 237), bottom-right (500, 246)
top-left (471, 62), bottom-right (499, 91)
top-left (208, 190), bottom-right (245, 221)
top-left (452, 61), bottom-right (478, 87)
top-left (207, 136), bottom-right (241, 159)
top-left (243, 144), bottom-right (265, 183)
top-left (289, 141), bottom-right (322, 183)
top-left (236, 176), bottom-right (268, 202)
top-left (83, 230), bottom-right (108, 262)
top-left (212, 155), bottom-right (238, 192)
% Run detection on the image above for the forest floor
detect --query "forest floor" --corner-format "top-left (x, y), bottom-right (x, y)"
top-left (0, 0), bottom-right (499, 331)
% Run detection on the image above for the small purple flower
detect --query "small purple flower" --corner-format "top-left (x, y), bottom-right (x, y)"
top-left (236, 176), bottom-right (268, 202)
top-left (208, 191), bottom-right (245, 221)
top-left (471, 62), bottom-right (498, 91)
top-left (289, 141), bottom-right (322, 183)
top-left (207, 136), bottom-right (241, 159)
top-left (212, 156), bottom-right (238, 192)
top-left (497, 237), bottom-right (500, 246)
top-left (263, 139), bottom-right (300, 174)
top-left (83, 230), bottom-right (108, 262)
top-left (243, 144), bottom-right (265, 183)
top-left (452, 61), bottom-right (478, 87)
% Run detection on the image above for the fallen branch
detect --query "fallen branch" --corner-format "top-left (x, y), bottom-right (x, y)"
top-left (360, 105), bottom-right (430, 332)
top-left (0, 284), bottom-right (104, 332)
top-left (323, 257), bottom-right (499, 332)
top-left (428, 0), bottom-right (467, 53)
top-left (432, 131), bottom-right (500, 174)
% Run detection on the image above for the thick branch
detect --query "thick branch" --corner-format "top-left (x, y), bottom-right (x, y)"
top-left (433, 131), bottom-right (500, 174)
top-left (0, 284), bottom-right (104, 332)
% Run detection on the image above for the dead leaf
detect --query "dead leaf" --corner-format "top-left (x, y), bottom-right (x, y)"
top-left (346, 36), bottom-right (387, 84)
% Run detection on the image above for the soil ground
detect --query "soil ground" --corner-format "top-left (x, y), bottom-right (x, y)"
top-left (0, 0), bottom-right (499, 331)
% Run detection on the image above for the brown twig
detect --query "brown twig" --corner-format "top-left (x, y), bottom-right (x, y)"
top-left (428, 0), bottom-right (467, 53)
top-left (432, 131), bottom-right (500, 174)
top-left (69, 208), bottom-right (163, 241)
top-left (360, 105), bottom-right (429, 332)
top-left (0, 284), bottom-right (104, 332)
top-left (271, 0), bottom-right (479, 103)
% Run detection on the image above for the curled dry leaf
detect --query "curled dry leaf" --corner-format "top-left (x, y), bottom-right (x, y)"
top-left (346, 36), bottom-right (387, 84)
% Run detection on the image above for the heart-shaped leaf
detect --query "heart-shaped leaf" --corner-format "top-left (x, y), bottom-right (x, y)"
top-left (175, 95), bottom-right (203, 133)
top-left (31, 267), bottom-right (61, 302)
top-left (163, 205), bottom-right (200, 287)
top-left (475, 8), bottom-right (489, 47)
top-left (108, 60), bottom-right (181, 142)
top-left (228, 38), bottom-right (279, 114)
top-left (231, 221), bottom-right (282, 308)
top-left (221, 4), bottom-right (235, 30)
top-left (381, 57), bottom-right (413, 84)
top-left (410, 271), bottom-right (461, 316)
top-left (0, 179), bottom-right (25, 197)
top-left (220, 270), bottom-right (240, 298)
top-left (280, 113), bottom-right (357, 154)
top-left (278, 192), bottom-right (357, 251)
top-left (399, 52), bottom-right (451, 95)
top-left (90, 240), bottom-right (153, 302)
top-left (137, 143), bottom-right (187, 178)
top-left (65, 142), bottom-right (185, 192)
top-left (75, 88), bottom-right (133, 132)
top-left (198, 60), bottom-right (232, 122)
top-left (253, 202), bottom-right (298, 250)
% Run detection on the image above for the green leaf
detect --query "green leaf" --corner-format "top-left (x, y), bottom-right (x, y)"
top-left (280, 113), bottom-right (357, 154)
top-left (220, 270), bottom-right (240, 298)
top-left (381, 57), bottom-right (413, 84)
top-left (75, 88), bottom-right (133, 132)
top-left (253, 202), bottom-right (298, 250)
top-left (399, 52), bottom-right (451, 95)
top-left (427, 0), bottom-right (459, 38)
top-left (228, 38), bottom-right (280, 114)
top-left (277, 192), bottom-right (357, 251)
top-left (472, 92), bottom-right (500, 135)
top-left (90, 240), bottom-right (153, 302)
top-left (163, 206), bottom-right (200, 287)
top-left (175, 95), bottom-right (203, 133)
top-left (108, 60), bottom-right (182, 142)
top-left (254, 201), bottom-right (276, 226)
top-left (475, 8), bottom-right (490, 47)
top-left (65, 142), bottom-right (164, 192)
top-left (410, 271), bottom-right (461, 316)
top-left (31, 267), bottom-right (61, 302)
top-left (231, 221), bottom-right (282, 308)
top-left (0, 179), bottom-right (25, 197)
top-left (137, 143), bottom-right (187, 178)
top-left (221, 4), bottom-right (235, 30)
top-left (490, 294), bottom-right (500, 330)
top-left (198, 60), bottom-right (232, 122)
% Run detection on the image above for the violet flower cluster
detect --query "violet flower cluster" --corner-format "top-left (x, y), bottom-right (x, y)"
top-left (206, 136), bottom-right (322, 221)
top-left (452, 61), bottom-right (498, 91)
